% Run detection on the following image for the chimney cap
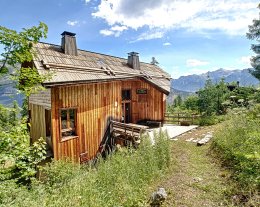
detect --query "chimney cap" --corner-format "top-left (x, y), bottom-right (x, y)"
top-left (128, 51), bottom-right (139, 56)
top-left (61, 31), bottom-right (76, 36)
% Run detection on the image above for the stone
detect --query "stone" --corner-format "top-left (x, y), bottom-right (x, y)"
top-left (193, 177), bottom-right (203, 182)
top-left (150, 188), bottom-right (167, 207)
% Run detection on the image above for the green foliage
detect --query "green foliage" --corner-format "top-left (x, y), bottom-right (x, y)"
top-left (12, 137), bottom-right (46, 185)
top-left (173, 95), bottom-right (183, 107)
top-left (184, 95), bottom-right (199, 111)
top-left (211, 107), bottom-right (260, 192)
top-left (0, 132), bottom-right (171, 207)
top-left (195, 115), bottom-right (217, 126)
top-left (0, 101), bottom-right (20, 130)
top-left (0, 22), bottom-right (47, 73)
top-left (0, 22), bottom-right (50, 96)
top-left (0, 23), bottom-right (49, 185)
top-left (247, 3), bottom-right (260, 80)
top-left (14, 66), bottom-right (51, 96)
top-left (0, 103), bottom-right (46, 184)
top-left (197, 78), bottom-right (229, 116)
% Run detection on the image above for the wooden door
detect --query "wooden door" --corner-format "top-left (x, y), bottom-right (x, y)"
top-left (122, 102), bottom-right (131, 123)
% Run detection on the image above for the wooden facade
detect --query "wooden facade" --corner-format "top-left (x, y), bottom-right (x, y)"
top-left (48, 80), bottom-right (165, 161)
top-left (29, 32), bottom-right (170, 162)
top-left (29, 79), bottom-right (165, 161)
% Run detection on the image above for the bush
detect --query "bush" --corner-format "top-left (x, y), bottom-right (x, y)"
top-left (193, 115), bottom-right (217, 126)
top-left (0, 131), bottom-right (171, 207)
top-left (211, 110), bottom-right (260, 192)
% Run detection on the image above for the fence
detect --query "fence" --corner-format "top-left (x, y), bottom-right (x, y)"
top-left (164, 112), bottom-right (200, 125)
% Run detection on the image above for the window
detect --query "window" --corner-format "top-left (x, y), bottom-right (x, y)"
top-left (60, 108), bottom-right (77, 140)
top-left (122, 89), bottom-right (131, 101)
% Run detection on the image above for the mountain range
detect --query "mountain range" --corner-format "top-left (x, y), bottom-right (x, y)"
top-left (166, 68), bottom-right (260, 104)
top-left (0, 68), bottom-right (259, 107)
top-left (171, 68), bottom-right (259, 93)
top-left (0, 66), bottom-right (23, 107)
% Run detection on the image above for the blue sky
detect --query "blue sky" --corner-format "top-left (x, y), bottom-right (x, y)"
top-left (0, 0), bottom-right (259, 78)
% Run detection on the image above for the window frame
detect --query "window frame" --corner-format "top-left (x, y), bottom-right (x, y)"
top-left (59, 107), bottom-right (78, 142)
top-left (122, 89), bottom-right (131, 101)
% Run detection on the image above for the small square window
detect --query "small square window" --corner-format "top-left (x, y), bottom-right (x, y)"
top-left (122, 89), bottom-right (131, 100)
top-left (60, 108), bottom-right (77, 139)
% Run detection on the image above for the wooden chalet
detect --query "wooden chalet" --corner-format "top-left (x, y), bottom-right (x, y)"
top-left (28, 31), bottom-right (171, 162)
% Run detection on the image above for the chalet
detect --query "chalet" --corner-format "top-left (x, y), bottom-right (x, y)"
top-left (28, 31), bottom-right (171, 162)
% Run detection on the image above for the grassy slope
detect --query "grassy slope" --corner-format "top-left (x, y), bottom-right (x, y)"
top-left (157, 125), bottom-right (234, 207)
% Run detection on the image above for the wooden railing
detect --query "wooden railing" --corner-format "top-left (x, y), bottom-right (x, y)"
top-left (164, 113), bottom-right (200, 125)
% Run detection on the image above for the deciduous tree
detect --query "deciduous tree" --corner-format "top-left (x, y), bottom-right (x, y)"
top-left (247, 3), bottom-right (260, 80)
top-left (0, 22), bottom-right (49, 95)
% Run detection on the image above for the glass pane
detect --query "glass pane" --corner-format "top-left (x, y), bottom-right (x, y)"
top-left (61, 110), bottom-right (67, 129)
top-left (69, 109), bottom-right (75, 129)
top-left (61, 108), bottom-right (76, 137)
top-left (122, 90), bottom-right (131, 100)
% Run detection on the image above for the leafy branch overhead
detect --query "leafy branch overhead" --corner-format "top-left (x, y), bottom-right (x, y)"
top-left (247, 3), bottom-right (260, 80)
top-left (0, 22), bottom-right (50, 95)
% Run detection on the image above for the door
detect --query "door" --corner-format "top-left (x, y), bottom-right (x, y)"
top-left (45, 109), bottom-right (53, 152)
top-left (122, 89), bottom-right (132, 123)
top-left (122, 102), bottom-right (131, 123)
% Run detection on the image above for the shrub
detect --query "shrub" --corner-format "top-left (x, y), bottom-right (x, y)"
top-left (211, 110), bottom-right (260, 192)
top-left (194, 115), bottom-right (217, 126)
top-left (0, 131), bottom-right (171, 207)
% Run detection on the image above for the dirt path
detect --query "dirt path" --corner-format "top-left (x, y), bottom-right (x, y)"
top-left (158, 125), bottom-right (233, 207)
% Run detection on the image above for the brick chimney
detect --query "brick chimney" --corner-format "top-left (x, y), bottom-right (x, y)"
top-left (61, 31), bottom-right (78, 56)
top-left (127, 52), bottom-right (140, 70)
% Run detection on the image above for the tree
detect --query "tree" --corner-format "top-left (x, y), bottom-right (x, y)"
top-left (0, 22), bottom-right (49, 95)
top-left (247, 3), bottom-right (260, 80)
top-left (197, 78), bottom-right (229, 116)
top-left (0, 23), bottom-right (49, 184)
top-left (184, 95), bottom-right (199, 111)
top-left (173, 95), bottom-right (182, 107)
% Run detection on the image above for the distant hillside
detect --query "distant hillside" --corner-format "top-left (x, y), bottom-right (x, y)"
top-left (0, 66), bottom-right (23, 107)
top-left (167, 88), bottom-right (194, 104)
top-left (171, 68), bottom-right (259, 93)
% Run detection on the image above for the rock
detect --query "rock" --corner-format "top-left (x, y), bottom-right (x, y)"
top-left (150, 188), bottom-right (167, 207)
top-left (193, 177), bottom-right (203, 182)
top-left (197, 134), bottom-right (213, 146)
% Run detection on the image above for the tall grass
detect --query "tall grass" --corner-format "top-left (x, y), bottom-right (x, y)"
top-left (211, 108), bottom-right (260, 193)
top-left (0, 132), bottom-right (171, 207)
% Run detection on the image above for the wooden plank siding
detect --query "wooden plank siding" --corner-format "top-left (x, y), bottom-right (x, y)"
top-left (51, 81), bottom-right (122, 161)
top-left (27, 78), bottom-right (166, 162)
top-left (122, 79), bottom-right (165, 123)
top-left (29, 103), bottom-right (47, 143)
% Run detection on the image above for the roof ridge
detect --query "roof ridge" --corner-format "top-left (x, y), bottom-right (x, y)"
top-left (36, 41), bottom-right (155, 66)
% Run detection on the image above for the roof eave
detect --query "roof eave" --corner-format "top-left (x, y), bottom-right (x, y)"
top-left (141, 77), bottom-right (170, 95)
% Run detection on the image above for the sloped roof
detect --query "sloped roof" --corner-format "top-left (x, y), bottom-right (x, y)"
top-left (32, 42), bottom-right (171, 94)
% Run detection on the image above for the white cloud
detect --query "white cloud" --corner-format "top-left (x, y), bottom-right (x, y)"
top-left (239, 56), bottom-right (252, 66)
top-left (100, 29), bottom-right (114, 36)
top-left (85, 0), bottom-right (91, 4)
top-left (100, 25), bottom-right (128, 37)
top-left (92, 0), bottom-right (259, 38)
top-left (111, 25), bottom-right (128, 32)
top-left (186, 59), bottom-right (210, 67)
top-left (132, 31), bottom-right (164, 42)
top-left (163, 42), bottom-right (171, 46)
top-left (67, 20), bottom-right (79, 26)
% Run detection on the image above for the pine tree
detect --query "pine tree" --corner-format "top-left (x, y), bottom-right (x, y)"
top-left (247, 3), bottom-right (260, 80)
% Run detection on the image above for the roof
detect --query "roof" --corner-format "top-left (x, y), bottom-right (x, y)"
top-left (32, 42), bottom-right (171, 94)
